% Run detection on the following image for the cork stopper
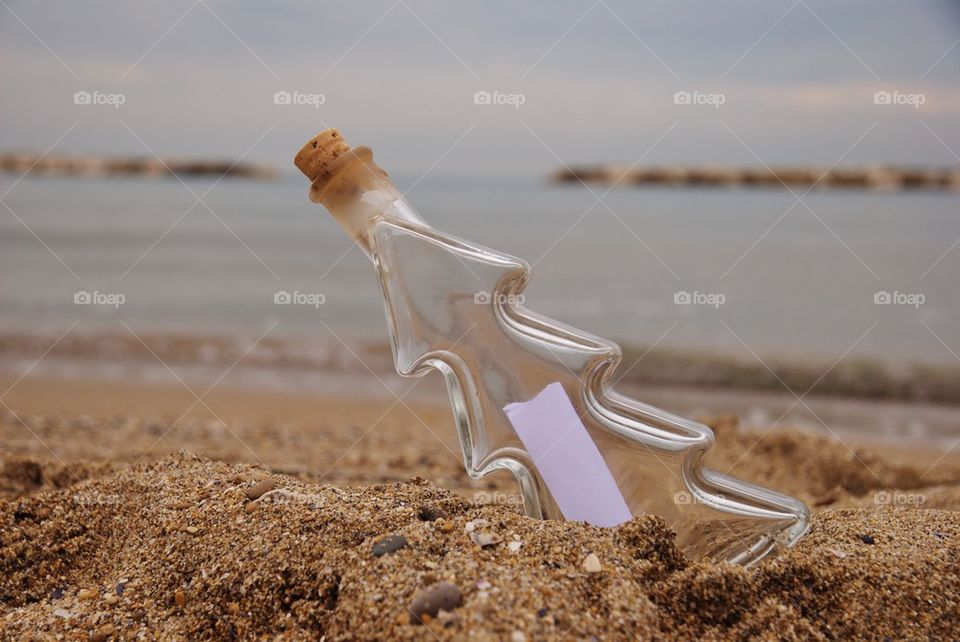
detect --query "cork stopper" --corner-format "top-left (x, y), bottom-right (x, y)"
top-left (292, 128), bottom-right (426, 254)
top-left (294, 129), bottom-right (352, 193)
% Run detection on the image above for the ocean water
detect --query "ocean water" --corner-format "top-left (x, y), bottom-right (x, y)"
top-left (1, 173), bottom-right (957, 367)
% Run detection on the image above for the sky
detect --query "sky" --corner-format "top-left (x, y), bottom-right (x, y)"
top-left (1, 0), bottom-right (958, 177)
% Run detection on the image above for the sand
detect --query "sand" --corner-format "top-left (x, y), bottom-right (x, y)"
top-left (2, 374), bottom-right (960, 640)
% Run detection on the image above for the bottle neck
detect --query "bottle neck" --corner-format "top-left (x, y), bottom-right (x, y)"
top-left (295, 132), bottom-right (425, 259)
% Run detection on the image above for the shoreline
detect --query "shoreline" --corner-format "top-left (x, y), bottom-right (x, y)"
top-left (3, 328), bottom-right (960, 455)
top-left (3, 369), bottom-right (959, 488)
top-left (3, 329), bottom-right (960, 406)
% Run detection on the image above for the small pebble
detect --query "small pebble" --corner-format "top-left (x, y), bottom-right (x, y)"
top-left (508, 541), bottom-right (522, 553)
top-left (537, 607), bottom-right (548, 618)
top-left (464, 519), bottom-right (489, 533)
top-left (471, 531), bottom-right (503, 548)
top-left (53, 608), bottom-right (72, 619)
top-left (91, 623), bottom-right (114, 642)
top-left (828, 548), bottom-right (847, 559)
top-left (174, 589), bottom-right (186, 607)
top-left (185, 525), bottom-right (199, 535)
top-left (245, 478), bottom-right (275, 501)
top-left (372, 534), bottom-right (408, 557)
top-left (408, 581), bottom-right (462, 624)
top-left (511, 632), bottom-right (527, 642)
top-left (582, 553), bottom-right (602, 573)
top-left (104, 594), bottom-right (120, 605)
top-left (860, 534), bottom-right (876, 545)
top-left (78, 588), bottom-right (98, 601)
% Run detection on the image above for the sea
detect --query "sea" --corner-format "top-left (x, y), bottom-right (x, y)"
top-left (1, 173), bottom-right (958, 368)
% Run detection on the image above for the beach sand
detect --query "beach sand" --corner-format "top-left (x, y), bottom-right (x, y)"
top-left (2, 373), bottom-right (959, 640)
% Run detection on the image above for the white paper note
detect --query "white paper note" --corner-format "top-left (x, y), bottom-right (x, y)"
top-left (503, 382), bottom-right (631, 527)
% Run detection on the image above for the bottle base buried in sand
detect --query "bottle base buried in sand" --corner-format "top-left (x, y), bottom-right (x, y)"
top-left (294, 128), bottom-right (810, 566)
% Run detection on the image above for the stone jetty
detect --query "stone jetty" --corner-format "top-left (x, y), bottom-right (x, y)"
top-left (0, 152), bottom-right (277, 180)
top-left (552, 164), bottom-right (960, 191)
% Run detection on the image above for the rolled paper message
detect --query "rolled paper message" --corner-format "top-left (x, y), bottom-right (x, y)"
top-left (504, 382), bottom-right (632, 527)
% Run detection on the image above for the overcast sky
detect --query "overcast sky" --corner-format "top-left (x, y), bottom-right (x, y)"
top-left (2, 0), bottom-right (958, 176)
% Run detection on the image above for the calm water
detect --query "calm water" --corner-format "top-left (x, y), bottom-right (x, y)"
top-left (1, 174), bottom-right (957, 366)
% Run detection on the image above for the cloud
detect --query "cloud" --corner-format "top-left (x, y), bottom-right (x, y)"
top-left (1, 0), bottom-right (958, 175)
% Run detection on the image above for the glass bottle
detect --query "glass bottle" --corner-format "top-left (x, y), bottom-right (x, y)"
top-left (295, 129), bottom-right (809, 565)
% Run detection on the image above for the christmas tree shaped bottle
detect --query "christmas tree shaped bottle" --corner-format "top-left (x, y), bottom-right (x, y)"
top-left (295, 129), bottom-right (809, 565)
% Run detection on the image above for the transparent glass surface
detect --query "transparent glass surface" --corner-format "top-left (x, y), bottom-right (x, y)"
top-left (299, 138), bottom-right (810, 566)
top-left (369, 218), bottom-right (809, 565)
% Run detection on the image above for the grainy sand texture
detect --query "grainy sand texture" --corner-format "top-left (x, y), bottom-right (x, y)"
top-left (2, 374), bottom-right (959, 640)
